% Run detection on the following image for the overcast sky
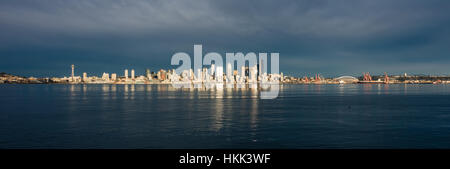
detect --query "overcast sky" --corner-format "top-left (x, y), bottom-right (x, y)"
top-left (1, 0), bottom-right (449, 77)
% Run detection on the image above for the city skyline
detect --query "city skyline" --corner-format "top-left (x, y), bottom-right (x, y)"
top-left (3, 63), bottom-right (450, 85)
top-left (3, 1), bottom-right (450, 164)
top-left (4, 63), bottom-right (446, 79)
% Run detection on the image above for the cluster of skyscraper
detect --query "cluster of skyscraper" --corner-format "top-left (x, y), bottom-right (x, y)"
top-left (62, 64), bottom-right (283, 84)
top-left (170, 63), bottom-right (283, 84)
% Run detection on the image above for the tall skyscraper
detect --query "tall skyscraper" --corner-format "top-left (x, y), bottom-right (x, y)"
top-left (241, 66), bottom-right (245, 82)
top-left (197, 69), bottom-right (202, 82)
top-left (102, 73), bottom-right (110, 81)
top-left (131, 69), bottom-right (135, 80)
top-left (124, 69), bottom-right (128, 81)
top-left (146, 69), bottom-right (151, 79)
top-left (71, 64), bottom-right (75, 81)
top-left (203, 68), bottom-right (208, 82)
top-left (227, 63), bottom-right (232, 82)
top-left (82, 72), bottom-right (87, 82)
top-left (250, 65), bottom-right (257, 82)
top-left (111, 73), bottom-right (117, 81)
top-left (211, 64), bottom-right (215, 80)
top-left (259, 59), bottom-right (262, 75)
top-left (158, 69), bottom-right (166, 81)
top-left (216, 66), bottom-right (223, 82)
top-left (259, 58), bottom-right (264, 80)
top-left (189, 69), bottom-right (194, 80)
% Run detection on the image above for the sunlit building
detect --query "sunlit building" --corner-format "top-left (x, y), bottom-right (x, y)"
top-left (111, 73), bottom-right (117, 81)
top-left (146, 69), bottom-right (151, 79)
top-left (102, 73), bottom-right (110, 81)
top-left (83, 72), bottom-right (87, 82)
top-left (124, 69), bottom-right (128, 81)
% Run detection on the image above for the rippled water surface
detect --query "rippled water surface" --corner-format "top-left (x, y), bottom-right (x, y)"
top-left (1, 84), bottom-right (450, 148)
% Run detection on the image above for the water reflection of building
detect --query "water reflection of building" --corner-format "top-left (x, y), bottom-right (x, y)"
top-left (211, 89), bottom-right (225, 131)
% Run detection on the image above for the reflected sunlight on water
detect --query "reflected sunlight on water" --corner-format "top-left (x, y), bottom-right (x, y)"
top-left (1, 84), bottom-right (450, 148)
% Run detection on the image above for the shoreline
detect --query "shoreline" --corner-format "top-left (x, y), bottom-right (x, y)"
top-left (2, 72), bottom-right (450, 85)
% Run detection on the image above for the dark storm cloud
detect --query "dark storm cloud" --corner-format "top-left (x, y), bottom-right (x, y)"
top-left (0, 0), bottom-right (449, 77)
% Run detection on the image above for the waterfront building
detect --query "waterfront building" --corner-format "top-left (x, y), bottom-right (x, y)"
top-left (334, 76), bottom-right (359, 84)
top-left (158, 69), bottom-right (166, 81)
top-left (211, 64), bottom-right (215, 80)
top-left (227, 63), bottom-right (232, 82)
top-left (124, 69), bottom-right (128, 81)
top-left (146, 69), bottom-right (151, 79)
top-left (181, 70), bottom-right (190, 82)
top-left (247, 65), bottom-right (258, 83)
top-left (216, 66), bottom-right (223, 83)
top-left (197, 69), bottom-right (202, 82)
top-left (71, 64), bottom-right (75, 82)
top-left (135, 75), bottom-right (147, 84)
top-left (189, 69), bottom-right (194, 80)
top-left (245, 66), bottom-right (250, 77)
top-left (241, 66), bottom-right (246, 83)
top-left (203, 68), bottom-right (208, 82)
top-left (45, 63), bottom-right (285, 84)
top-left (82, 72), bottom-right (87, 82)
top-left (102, 73), bottom-right (110, 81)
top-left (259, 58), bottom-right (264, 74)
top-left (111, 73), bottom-right (117, 81)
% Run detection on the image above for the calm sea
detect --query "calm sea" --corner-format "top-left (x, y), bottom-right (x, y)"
top-left (1, 84), bottom-right (450, 148)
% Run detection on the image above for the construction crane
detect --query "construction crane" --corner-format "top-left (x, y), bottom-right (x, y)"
top-left (363, 72), bottom-right (372, 81)
top-left (303, 76), bottom-right (310, 83)
top-left (315, 74), bottom-right (322, 81)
